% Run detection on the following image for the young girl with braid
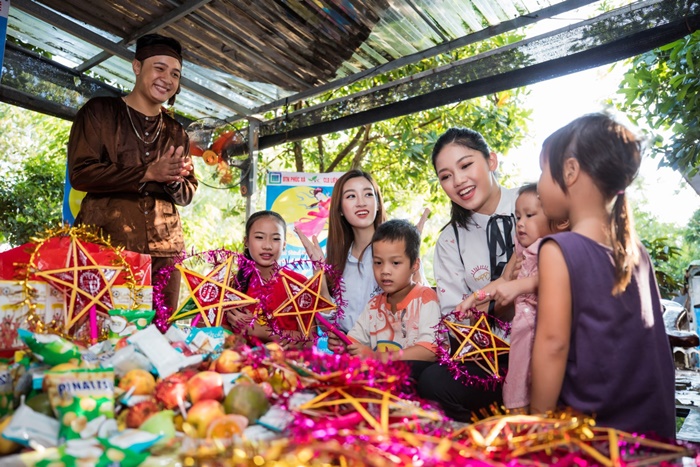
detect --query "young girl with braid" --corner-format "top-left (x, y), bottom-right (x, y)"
top-left (531, 113), bottom-right (675, 439)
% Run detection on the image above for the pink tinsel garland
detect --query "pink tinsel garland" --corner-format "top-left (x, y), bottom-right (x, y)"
top-left (153, 249), bottom-right (347, 340)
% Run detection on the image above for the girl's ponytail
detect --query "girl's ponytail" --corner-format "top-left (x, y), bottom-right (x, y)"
top-left (610, 192), bottom-right (639, 295)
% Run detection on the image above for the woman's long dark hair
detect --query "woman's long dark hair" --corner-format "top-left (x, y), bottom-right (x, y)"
top-left (431, 127), bottom-right (492, 230)
top-left (542, 113), bottom-right (641, 295)
top-left (235, 210), bottom-right (287, 293)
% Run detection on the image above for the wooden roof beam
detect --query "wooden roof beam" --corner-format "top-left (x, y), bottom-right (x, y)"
top-left (11, 0), bottom-right (252, 116)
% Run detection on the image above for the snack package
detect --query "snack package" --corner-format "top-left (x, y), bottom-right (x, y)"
top-left (2, 404), bottom-right (60, 448)
top-left (43, 367), bottom-right (115, 441)
top-left (186, 326), bottom-right (226, 353)
top-left (103, 345), bottom-right (154, 379)
top-left (108, 309), bottom-right (155, 344)
top-left (127, 325), bottom-right (202, 378)
top-left (18, 329), bottom-right (82, 366)
top-left (34, 437), bottom-right (149, 467)
top-left (0, 361), bottom-right (13, 416)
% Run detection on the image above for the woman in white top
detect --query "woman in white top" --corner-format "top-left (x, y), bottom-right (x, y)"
top-left (417, 127), bottom-right (518, 421)
top-left (296, 170), bottom-right (386, 332)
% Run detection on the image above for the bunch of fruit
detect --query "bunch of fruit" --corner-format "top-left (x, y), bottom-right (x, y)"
top-left (0, 337), bottom-right (302, 460)
top-left (116, 346), bottom-right (289, 442)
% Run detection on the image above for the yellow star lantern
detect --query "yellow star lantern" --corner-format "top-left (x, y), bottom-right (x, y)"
top-left (169, 255), bottom-right (258, 327)
top-left (34, 236), bottom-right (122, 332)
top-left (297, 385), bottom-right (442, 433)
top-left (272, 270), bottom-right (336, 337)
top-left (452, 411), bottom-right (692, 466)
top-left (446, 313), bottom-right (509, 377)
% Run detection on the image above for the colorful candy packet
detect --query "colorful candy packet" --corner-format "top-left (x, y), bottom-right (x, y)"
top-left (34, 437), bottom-right (149, 467)
top-left (18, 329), bottom-right (82, 366)
top-left (186, 326), bottom-right (226, 353)
top-left (107, 309), bottom-right (156, 344)
top-left (2, 404), bottom-right (60, 449)
top-left (0, 360), bottom-right (13, 416)
top-left (43, 367), bottom-right (115, 441)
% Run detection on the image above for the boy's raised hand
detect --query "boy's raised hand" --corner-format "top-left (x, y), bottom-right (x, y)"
top-left (294, 227), bottom-right (325, 263)
top-left (326, 331), bottom-right (348, 353)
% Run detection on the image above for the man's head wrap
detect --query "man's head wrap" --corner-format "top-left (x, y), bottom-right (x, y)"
top-left (134, 34), bottom-right (183, 105)
top-left (135, 34), bottom-right (182, 64)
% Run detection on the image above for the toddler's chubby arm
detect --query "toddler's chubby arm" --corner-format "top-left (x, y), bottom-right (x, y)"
top-left (490, 275), bottom-right (538, 307)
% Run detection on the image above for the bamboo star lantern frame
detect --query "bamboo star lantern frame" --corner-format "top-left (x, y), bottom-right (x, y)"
top-left (297, 385), bottom-right (442, 433)
top-left (445, 313), bottom-right (509, 377)
top-left (33, 235), bottom-right (122, 332)
top-left (169, 255), bottom-right (258, 327)
top-left (272, 269), bottom-right (336, 337)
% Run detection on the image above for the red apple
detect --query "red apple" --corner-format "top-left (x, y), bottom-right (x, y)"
top-left (214, 349), bottom-right (243, 373)
top-left (125, 399), bottom-right (161, 428)
top-left (186, 400), bottom-right (226, 437)
top-left (187, 371), bottom-right (224, 403)
top-left (155, 374), bottom-right (188, 410)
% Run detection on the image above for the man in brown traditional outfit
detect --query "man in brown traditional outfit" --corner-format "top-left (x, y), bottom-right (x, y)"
top-left (68, 34), bottom-right (197, 313)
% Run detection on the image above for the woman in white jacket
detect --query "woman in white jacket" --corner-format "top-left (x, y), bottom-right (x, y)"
top-left (418, 127), bottom-right (518, 421)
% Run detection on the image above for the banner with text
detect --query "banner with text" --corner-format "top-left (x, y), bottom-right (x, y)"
top-left (265, 171), bottom-right (344, 267)
top-left (0, 0), bottom-right (9, 80)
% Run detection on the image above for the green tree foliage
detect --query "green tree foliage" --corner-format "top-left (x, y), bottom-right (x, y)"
top-left (186, 34), bottom-right (532, 257)
top-left (260, 91), bottom-right (529, 277)
top-left (631, 172), bottom-right (699, 297)
top-left (0, 103), bottom-right (70, 246)
top-left (616, 31), bottom-right (700, 292)
top-left (0, 29), bottom-right (531, 264)
top-left (617, 31), bottom-right (700, 175)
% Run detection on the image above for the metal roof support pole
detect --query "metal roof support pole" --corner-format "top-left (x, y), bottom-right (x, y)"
top-left (245, 118), bottom-right (260, 221)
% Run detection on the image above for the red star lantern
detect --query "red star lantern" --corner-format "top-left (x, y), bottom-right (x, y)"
top-left (34, 236), bottom-right (122, 332)
top-left (272, 270), bottom-right (336, 337)
top-left (169, 255), bottom-right (258, 327)
top-left (446, 313), bottom-right (509, 377)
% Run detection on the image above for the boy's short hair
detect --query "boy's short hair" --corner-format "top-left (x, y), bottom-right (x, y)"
top-left (371, 219), bottom-right (421, 264)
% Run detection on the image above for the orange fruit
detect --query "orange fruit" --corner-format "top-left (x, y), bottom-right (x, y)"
top-left (205, 414), bottom-right (248, 439)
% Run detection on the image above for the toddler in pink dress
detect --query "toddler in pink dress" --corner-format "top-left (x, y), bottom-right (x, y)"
top-left (456, 183), bottom-right (567, 411)
top-left (503, 185), bottom-right (568, 411)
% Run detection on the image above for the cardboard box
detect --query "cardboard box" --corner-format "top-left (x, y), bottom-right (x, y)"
top-left (0, 239), bottom-right (152, 354)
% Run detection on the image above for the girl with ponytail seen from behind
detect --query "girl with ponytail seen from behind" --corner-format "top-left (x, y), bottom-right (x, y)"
top-left (530, 113), bottom-right (675, 439)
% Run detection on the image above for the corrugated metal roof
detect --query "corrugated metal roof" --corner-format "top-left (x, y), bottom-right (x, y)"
top-left (4, 0), bottom-right (574, 121)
